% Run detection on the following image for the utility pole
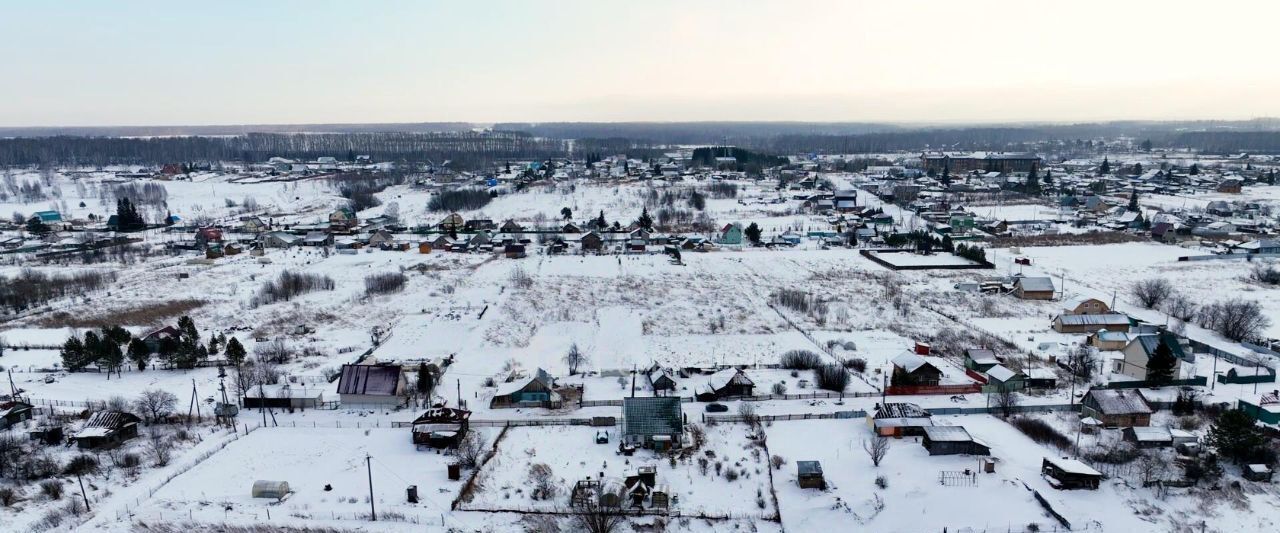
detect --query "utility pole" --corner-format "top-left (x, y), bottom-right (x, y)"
top-left (77, 473), bottom-right (90, 511)
top-left (456, 379), bottom-right (461, 408)
top-left (366, 454), bottom-right (376, 521)
top-left (630, 364), bottom-right (636, 398)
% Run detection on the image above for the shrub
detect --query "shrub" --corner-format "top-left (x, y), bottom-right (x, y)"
top-left (364, 272), bottom-right (407, 295)
top-left (39, 480), bottom-right (63, 500)
top-left (1010, 416), bottom-right (1071, 450)
top-left (874, 475), bottom-right (888, 489)
top-left (771, 382), bottom-right (787, 395)
top-left (780, 350), bottom-right (822, 370)
top-left (427, 188), bottom-right (491, 212)
top-left (251, 270), bottom-right (335, 307)
top-left (814, 364), bottom-right (850, 392)
top-left (0, 487), bottom-right (18, 507)
top-left (843, 358), bottom-right (867, 373)
top-left (1250, 261), bottom-right (1280, 285)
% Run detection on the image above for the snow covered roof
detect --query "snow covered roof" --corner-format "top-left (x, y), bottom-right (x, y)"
top-left (243, 384), bottom-right (324, 399)
top-left (336, 364), bottom-right (401, 397)
top-left (1043, 456), bottom-right (1101, 476)
top-left (891, 351), bottom-right (929, 373)
top-left (1085, 389), bottom-right (1152, 415)
top-left (923, 425), bottom-right (975, 442)
top-left (1016, 277), bottom-right (1055, 292)
top-left (707, 368), bottom-right (752, 391)
top-left (985, 365), bottom-right (1021, 383)
top-left (1127, 426), bottom-right (1172, 442)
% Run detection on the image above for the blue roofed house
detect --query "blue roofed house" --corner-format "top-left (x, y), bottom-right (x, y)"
top-left (490, 369), bottom-right (562, 409)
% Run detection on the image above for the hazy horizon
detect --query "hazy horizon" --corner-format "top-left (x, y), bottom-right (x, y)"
top-left (4, 0), bottom-right (1279, 128)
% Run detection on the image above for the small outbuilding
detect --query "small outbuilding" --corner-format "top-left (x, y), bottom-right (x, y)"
top-left (1041, 457), bottom-right (1102, 490)
top-left (73, 411), bottom-right (141, 449)
top-left (252, 480), bottom-right (291, 499)
top-left (922, 426), bottom-right (991, 456)
top-left (1244, 464), bottom-right (1273, 482)
top-left (796, 461), bottom-right (825, 489)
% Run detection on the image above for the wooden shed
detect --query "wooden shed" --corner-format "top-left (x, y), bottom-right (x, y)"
top-left (1041, 457), bottom-right (1102, 490)
top-left (796, 460), bottom-right (825, 489)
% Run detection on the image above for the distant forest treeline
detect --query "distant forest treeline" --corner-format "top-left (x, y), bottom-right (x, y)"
top-left (3, 120), bottom-right (1280, 167)
top-left (0, 132), bottom-right (567, 168)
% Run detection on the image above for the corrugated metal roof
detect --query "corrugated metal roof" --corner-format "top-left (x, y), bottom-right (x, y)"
top-left (623, 397), bottom-right (682, 438)
top-left (337, 364), bottom-right (402, 396)
top-left (1057, 314), bottom-right (1130, 326)
top-left (923, 425), bottom-right (974, 442)
top-left (1085, 389), bottom-right (1152, 415)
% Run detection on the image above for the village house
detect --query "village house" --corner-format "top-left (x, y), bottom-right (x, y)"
top-left (580, 231), bottom-right (604, 253)
top-left (963, 348), bottom-right (1002, 372)
top-left (891, 351), bottom-right (943, 386)
top-left (73, 411), bottom-right (141, 449)
top-left (647, 367), bottom-right (677, 395)
top-left (719, 223), bottom-right (744, 245)
top-left (695, 368), bottom-right (754, 401)
top-left (1052, 313), bottom-right (1132, 334)
top-left (1041, 456), bottom-right (1103, 490)
top-left (622, 396), bottom-right (684, 452)
top-left (303, 231), bottom-right (333, 247)
top-left (410, 407), bottom-right (471, 449)
top-left (1013, 277), bottom-right (1056, 300)
top-left (1090, 329), bottom-right (1134, 351)
top-left (922, 426), bottom-right (991, 456)
top-left (499, 219), bottom-right (524, 233)
top-left (1081, 389), bottom-right (1153, 427)
top-left (0, 400), bottom-right (33, 429)
top-left (868, 402), bottom-right (933, 437)
top-left (1121, 426), bottom-right (1197, 449)
top-left (490, 371), bottom-right (562, 409)
top-left (437, 213), bottom-right (464, 232)
top-left (983, 365), bottom-right (1027, 392)
top-left (262, 231), bottom-right (302, 248)
top-left (1236, 391), bottom-right (1280, 425)
top-left (329, 207), bottom-right (358, 230)
top-left (336, 364), bottom-right (406, 407)
top-left (1062, 297), bottom-right (1112, 315)
top-left (1113, 331), bottom-right (1186, 380)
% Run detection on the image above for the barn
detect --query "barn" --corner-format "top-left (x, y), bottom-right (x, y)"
top-left (922, 426), bottom-right (991, 456)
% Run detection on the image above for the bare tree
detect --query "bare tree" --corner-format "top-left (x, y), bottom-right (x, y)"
top-left (993, 385), bottom-right (1018, 418)
top-left (454, 431), bottom-right (487, 469)
top-left (573, 496), bottom-right (626, 533)
top-left (1065, 344), bottom-right (1098, 383)
top-left (1162, 294), bottom-right (1198, 322)
top-left (563, 342), bottom-right (589, 375)
top-left (528, 463), bottom-right (557, 500)
top-left (737, 402), bottom-right (761, 429)
top-left (148, 431), bottom-right (174, 466)
top-left (863, 436), bottom-right (890, 467)
top-left (1198, 299), bottom-right (1271, 342)
top-left (133, 389), bottom-right (178, 423)
top-left (1131, 278), bottom-right (1174, 309)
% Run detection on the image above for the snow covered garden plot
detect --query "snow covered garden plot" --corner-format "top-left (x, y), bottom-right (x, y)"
top-left (463, 424), bottom-right (779, 521)
top-left (129, 427), bottom-right (467, 528)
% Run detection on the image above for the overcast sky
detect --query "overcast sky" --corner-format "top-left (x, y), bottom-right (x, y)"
top-left (3, 0), bottom-right (1278, 127)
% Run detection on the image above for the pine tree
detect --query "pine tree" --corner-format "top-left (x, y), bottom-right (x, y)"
top-left (1043, 169), bottom-right (1053, 187)
top-left (127, 339), bottom-right (151, 371)
top-left (60, 337), bottom-right (88, 372)
top-left (177, 315), bottom-right (199, 346)
top-left (561, 207), bottom-right (572, 221)
top-left (744, 222), bottom-right (762, 245)
top-left (637, 207), bottom-right (653, 230)
top-left (1133, 162), bottom-right (1143, 175)
top-left (1141, 139), bottom-right (1153, 152)
top-left (225, 337), bottom-right (247, 367)
top-left (1145, 339), bottom-right (1177, 385)
top-left (939, 164), bottom-right (952, 186)
top-left (1025, 164), bottom-right (1041, 195)
top-left (208, 333), bottom-right (221, 356)
top-left (1128, 189), bottom-right (1140, 212)
top-left (1100, 157), bottom-right (1111, 175)
top-left (595, 210), bottom-right (607, 229)
top-left (1189, 163), bottom-right (1200, 175)
top-left (82, 331), bottom-right (104, 369)
top-left (1208, 409), bottom-right (1265, 463)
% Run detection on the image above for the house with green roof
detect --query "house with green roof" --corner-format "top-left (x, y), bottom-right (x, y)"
top-left (622, 396), bottom-right (684, 452)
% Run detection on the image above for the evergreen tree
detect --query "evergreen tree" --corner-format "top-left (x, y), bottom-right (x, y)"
top-left (560, 207), bottom-right (572, 221)
top-left (127, 339), bottom-right (151, 371)
top-left (1099, 157), bottom-right (1111, 175)
top-left (177, 315), bottom-right (199, 346)
top-left (82, 331), bottom-right (104, 369)
top-left (1145, 339), bottom-right (1177, 385)
top-left (101, 325), bottom-right (131, 346)
top-left (1208, 409), bottom-right (1265, 464)
top-left (939, 164), bottom-right (952, 186)
top-left (595, 210), bottom-right (607, 228)
top-left (1128, 189), bottom-right (1140, 212)
top-left (26, 217), bottom-right (49, 234)
top-left (1133, 162), bottom-right (1143, 175)
top-left (158, 336), bottom-right (180, 366)
top-left (1043, 169), bottom-right (1053, 187)
top-left (1141, 139), bottom-right (1153, 152)
top-left (207, 333), bottom-right (221, 356)
top-left (744, 222), bottom-right (762, 245)
top-left (60, 336), bottom-right (88, 372)
top-left (1189, 163), bottom-right (1200, 175)
top-left (1025, 164), bottom-right (1041, 195)
top-left (225, 337), bottom-right (247, 367)
top-left (637, 207), bottom-right (653, 230)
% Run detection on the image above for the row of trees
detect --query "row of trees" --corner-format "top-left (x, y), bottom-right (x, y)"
top-left (1131, 278), bottom-right (1271, 342)
top-left (60, 315), bottom-right (247, 374)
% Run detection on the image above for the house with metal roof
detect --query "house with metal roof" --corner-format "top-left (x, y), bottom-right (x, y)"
top-left (868, 402), bottom-right (933, 437)
top-left (1081, 389), bottom-right (1152, 427)
top-left (1013, 276), bottom-right (1055, 300)
top-left (73, 411), bottom-right (141, 449)
top-left (1052, 313), bottom-right (1132, 334)
top-left (891, 351), bottom-right (943, 386)
top-left (622, 397), bottom-right (684, 451)
top-left (490, 371), bottom-right (562, 409)
top-left (1041, 456), bottom-right (1102, 490)
top-left (922, 426), bottom-right (991, 456)
top-left (336, 364), bottom-right (406, 406)
top-left (796, 461), bottom-right (825, 489)
top-left (694, 368), bottom-right (754, 400)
